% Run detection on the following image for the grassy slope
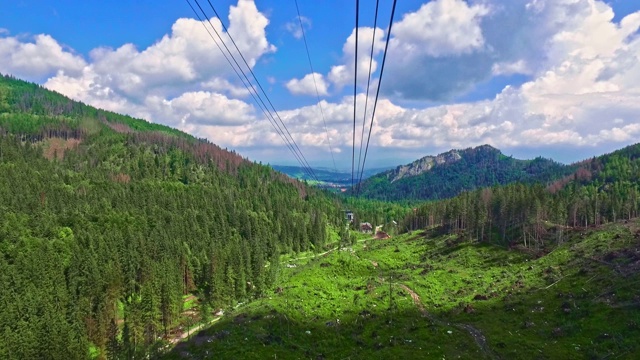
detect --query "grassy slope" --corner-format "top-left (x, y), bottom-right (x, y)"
top-left (165, 222), bottom-right (640, 359)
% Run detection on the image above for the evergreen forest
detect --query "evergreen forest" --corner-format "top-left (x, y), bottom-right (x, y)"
top-left (0, 74), bottom-right (343, 359)
top-left (354, 145), bottom-right (575, 201)
top-left (2, 74), bottom-right (640, 359)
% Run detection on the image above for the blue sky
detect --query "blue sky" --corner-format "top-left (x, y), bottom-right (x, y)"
top-left (1, 0), bottom-right (640, 169)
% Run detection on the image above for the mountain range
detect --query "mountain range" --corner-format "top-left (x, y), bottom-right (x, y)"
top-left (271, 164), bottom-right (393, 188)
top-left (351, 144), bottom-right (576, 201)
top-left (3, 73), bottom-right (640, 359)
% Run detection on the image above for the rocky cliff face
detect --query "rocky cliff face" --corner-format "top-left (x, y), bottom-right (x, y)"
top-left (387, 149), bottom-right (463, 183)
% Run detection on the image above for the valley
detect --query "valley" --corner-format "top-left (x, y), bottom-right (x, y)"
top-left (271, 165), bottom-right (393, 190)
top-left (165, 221), bottom-right (640, 359)
top-left (1, 73), bottom-right (640, 359)
top-left (2, 0), bottom-right (640, 359)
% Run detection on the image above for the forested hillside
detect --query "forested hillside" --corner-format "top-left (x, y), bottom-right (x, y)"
top-left (0, 74), bottom-right (342, 359)
top-left (354, 145), bottom-right (572, 201)
top-left (403, 144), bottom-right (640, 248)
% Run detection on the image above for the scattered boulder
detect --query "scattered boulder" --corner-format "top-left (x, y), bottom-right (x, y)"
top-left (473, 294), bottom-right (489, 301)
top-left (213, 330), bottom-right (230, 340)
top-left (604, 251), bottom-right (621, 262)
top-left (259, 333), bottom-right (282, 345)
top-left (523, 321), bottom-right (535, 329)
top-left (552, 327), bottom-right (564, 338)
top-left (234, 313), bottom-right (249, 324)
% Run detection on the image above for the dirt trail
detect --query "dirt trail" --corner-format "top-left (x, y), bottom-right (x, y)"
top-left (397, 284), bottom-right (498, 360)
top-left (285, 238), bottom-right (373, 263)
top-left (169, 316), bottom-right (221, 344)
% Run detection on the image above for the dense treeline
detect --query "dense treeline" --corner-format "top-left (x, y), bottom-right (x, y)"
top-left (0, 74), bottom-right (187, 137)
top-left (404, 148), bottom-right (640, 248)
top-left (355, 145), bottom-right (573, 201)
top-left (0, 75), bottom-right (342, 359)
top-left (342, 197), bottom-right (412, 234)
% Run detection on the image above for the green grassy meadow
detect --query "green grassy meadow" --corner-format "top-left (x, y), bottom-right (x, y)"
top-left (165, 221), bottom-right (640, 359)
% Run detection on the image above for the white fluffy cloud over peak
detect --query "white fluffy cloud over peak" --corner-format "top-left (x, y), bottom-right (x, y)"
top-left (0, 1), bottom-right (277, 153)
top-left (75, 10), bottom-right (274, 102)
top-left (227, 0), bottom-right (277, 67)
top-left (2, 0), bottom-right (640, 167)
top-left (273, 0), bottom-right (640, 164)
top-left (393, 0), bottom-right (488, 57)
top-left (382, 0), bottom-right (633, 101)
top-left (38, 1), bottom-right (274, 135)
top-left (286, 26), bottom-right (386, 96)
top-left (165, 91), bottom-right (255, 126)
top-left (371, 1), bottom-right (640, 156)
top-left (0, 34), bottom-right (86, 81)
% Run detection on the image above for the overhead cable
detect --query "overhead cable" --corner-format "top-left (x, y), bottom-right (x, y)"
top-left (357, 0), bottom-right (398, 195)
top-left (185, 0), bottom-right (312, 179)
top-left (294, 0), bottom-right (338, 174)
top-left (351, 0), bottom-right (360, 190)
top-left (203, 0), bottom-right (318, 181)
top-left (356, 0), bottom-right (380, 192)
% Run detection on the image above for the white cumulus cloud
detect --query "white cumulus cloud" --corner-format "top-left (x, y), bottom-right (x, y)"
top-left (0, 34), bottom-right (86, 81)
top-left (285, 73), bottom-right (328, 96)
top-left (2, 0), bottom-right (640, 167)
top-left (392, 0), bottom-right (489, 57)
top-left (285, 16), bottom-right (311, 39)
top-left (40, 0), bottom-right (273, 135)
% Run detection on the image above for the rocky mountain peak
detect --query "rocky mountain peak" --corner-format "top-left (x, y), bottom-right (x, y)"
top-left (387, 148), bottom-right (464, 183)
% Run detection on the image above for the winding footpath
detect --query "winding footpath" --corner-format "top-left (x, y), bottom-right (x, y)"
top-left (168, 316), bottom-right (222, 344)
top-left (285, 238), bottom-right (373, 263)
top-left (397, 284), bottom-right (499, 360)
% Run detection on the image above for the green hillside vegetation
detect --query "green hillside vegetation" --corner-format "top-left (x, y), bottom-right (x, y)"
top-left (0, 75), bottom-right (188, 139)
top-left (3, 72), bottom-right (640, 360)
top-left (163, 223), bottom-right (640, 359)
top-left (0, 74), bottom-right (345, 359)
top-left (355, 145), bottom-right (574, 201)
top-left (403, 144), bottom-right (640, 247)
top-left (162, 141), bottom-right (640, 358)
